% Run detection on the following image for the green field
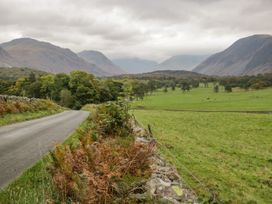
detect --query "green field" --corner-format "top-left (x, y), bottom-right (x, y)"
top-left (132, 87), bottom-right (272, 111)
top-left (132, 88), bottom-right (272, 203)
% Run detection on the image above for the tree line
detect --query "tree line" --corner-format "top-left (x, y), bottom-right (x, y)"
top-left (0, 71), bottom-right (124, 109)
top-left (1, 70), bottom-right (271, 109)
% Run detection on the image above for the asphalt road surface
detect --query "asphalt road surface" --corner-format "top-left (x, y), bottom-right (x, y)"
top-left (0, 110), bottom-right (89, 189)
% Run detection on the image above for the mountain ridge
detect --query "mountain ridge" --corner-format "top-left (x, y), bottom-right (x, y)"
top-left (156, 55), bottom-right (208, 71)
top-left (193, 34), bottom-right (272, 75)
top-left (0, 38), bottom-right (108, 76)
top-left (78, 50), bottom-right (125, 76)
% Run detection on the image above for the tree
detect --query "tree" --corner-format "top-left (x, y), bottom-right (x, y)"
top-left (28, 72), bottom-right (36, 83)
top-left (147, 80), bottom-right (157, 94)
top-left (214, 85), bottom-right (219, 93)
top-left (131, 81), bottom-right (146, 100)
top-left (181, 82), bottom-right (190, 92)
top-left (26, 81), bottom-right (42, 98)
top-left (224, 85), bottom-right (232, 92)
top-left (60, 89), bottom-right (74, 108)
top-left (40, 75), bottom-right (55, 98)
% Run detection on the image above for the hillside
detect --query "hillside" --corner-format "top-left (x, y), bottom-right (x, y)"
top-left (0, 47), bottom-right (18, 67)
top-left (0, 38), bottom-right (107, 76)
top-left (156, 55), bottom-right (208, 71)
top-left (116, 70), bottom-right (205, 79)
top-left (0, 67), bottom-right (47, 80)
top-left (193, 35), bottom-right (272, 76)
top-left (112, 58), bottom-right (158, 73)
top-left (78, 50), bottom-right (125, 76)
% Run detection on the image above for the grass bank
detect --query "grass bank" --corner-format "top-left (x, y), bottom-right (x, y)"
top-left (0, 109), bottom-right (63, 126)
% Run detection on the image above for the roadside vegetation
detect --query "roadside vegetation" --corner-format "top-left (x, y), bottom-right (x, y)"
top-left (132, 87), bottom-right (272, 203)
top-left (0, 101), bottom-right (155, 203)
top-left (50, 101), bottom-right (154, 203)
top-left (0, 95), bottom-right (63, 126)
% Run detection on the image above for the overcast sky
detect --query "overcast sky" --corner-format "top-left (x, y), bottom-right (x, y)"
top-left (0, 0), bottom-right (271, 62)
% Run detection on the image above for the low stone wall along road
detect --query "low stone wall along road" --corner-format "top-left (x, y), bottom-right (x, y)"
top-left (0, 110), bottom-right (89, 189)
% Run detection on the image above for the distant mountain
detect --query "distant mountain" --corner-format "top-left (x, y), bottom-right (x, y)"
top-left (116, 70), bottom-right (205, 79)
top-left (0, 38), bottom-right (108, 75)
top-left (78, 50), bottom-right (125, 76)
top-left (112, 58), bottom-right (158, 74)
top-left (193, 34), bottom-right (272, 76)
top-left (156, 55), bottom-right (208, 71)
top-left (0, 67), bottom-right (47, 80)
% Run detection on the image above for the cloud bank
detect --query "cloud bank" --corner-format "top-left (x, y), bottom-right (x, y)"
top-left (0, 0), bottom-right (271, 61)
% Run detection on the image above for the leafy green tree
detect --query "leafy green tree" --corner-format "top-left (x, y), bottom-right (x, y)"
top-left (214, 85), bottom-right (219, 93)
top-left (60, 89), bottom-right (74, 108)
top-left (51, 73), bottom-right (70, 101)
top-left (131, 81), bottom-right (146, 100)
top-left (28, 72), bottom-right (36, 83)
top-left (40, 75), bottom-right (55, 98)
top-left (147, 80), bottom-right (157, 93)
top-left (181, 82), bottom-right (191, 92)
top-left (224, 85), bottom-right (232, 92)
top-left (26, 81), bottom-right (42, 98)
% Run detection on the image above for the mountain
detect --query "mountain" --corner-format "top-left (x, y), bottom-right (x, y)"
top-left (115, 70), bottom-right (205, 79)
top-left (78, 50), bottom-right (125, 76)
top-left (112, 58), bottom-right (158, 74)
top-left (1, 38), bottom-right (107, 75)
top-left (0, 47), bottom-right (18, 67)
top-left (193, 34), bottom-right (272, 76)
top-left (156, 55), bottom-right (208, 71)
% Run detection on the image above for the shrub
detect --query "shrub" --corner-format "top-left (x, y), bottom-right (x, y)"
top-left (92, 101), bottom-right (132, 138)
top-left (50, 137), bottom-right (154, 203)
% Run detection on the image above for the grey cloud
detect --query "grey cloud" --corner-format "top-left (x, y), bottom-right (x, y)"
top-left (0, 0), bottom-right (271, 61)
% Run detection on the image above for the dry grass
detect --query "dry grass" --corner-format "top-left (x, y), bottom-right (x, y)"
top-left (0, 98), bottom-right (61, 116)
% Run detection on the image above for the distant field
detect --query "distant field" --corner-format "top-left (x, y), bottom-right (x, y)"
top-left (132, 87), bottom-right (272, 203)
top-left (132, 87), bottom-right (272, 111)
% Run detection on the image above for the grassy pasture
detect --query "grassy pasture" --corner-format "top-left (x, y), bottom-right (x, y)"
top-left (132, 87), bottom-right (272, 203)
top-left (132, 87), bottom-right (272, 111)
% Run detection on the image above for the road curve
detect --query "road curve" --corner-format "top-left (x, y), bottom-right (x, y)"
top-left (0, 110), bottom-right (89, 189)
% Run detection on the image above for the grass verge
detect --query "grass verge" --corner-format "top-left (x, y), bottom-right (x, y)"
top-left (0, 109), bottom-right (64, 127)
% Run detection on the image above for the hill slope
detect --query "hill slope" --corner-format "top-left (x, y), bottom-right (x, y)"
top-left (116, 70), bottom-right (205, 79)
top-left (1, 38), bottom-right (107, 75)
top-left (156, 55), bottom-right (208, 71)
top-left (0, 67), bottom-right (47, 80)
top-left (0, 47), bottom-right (18, 67)
top-left (193, 35), bottom-right (272, 76)
top-left (112, 58), bottom-right (158, 73)
top-left (78, 50), bottom-right (125, 76)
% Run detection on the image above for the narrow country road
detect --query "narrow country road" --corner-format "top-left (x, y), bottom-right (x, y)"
top-left (0, 110), bottom-right (89, 189)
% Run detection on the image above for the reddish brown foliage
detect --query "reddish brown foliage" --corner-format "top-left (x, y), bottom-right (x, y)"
top-left (51, 136), bottom-right (155, 204)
